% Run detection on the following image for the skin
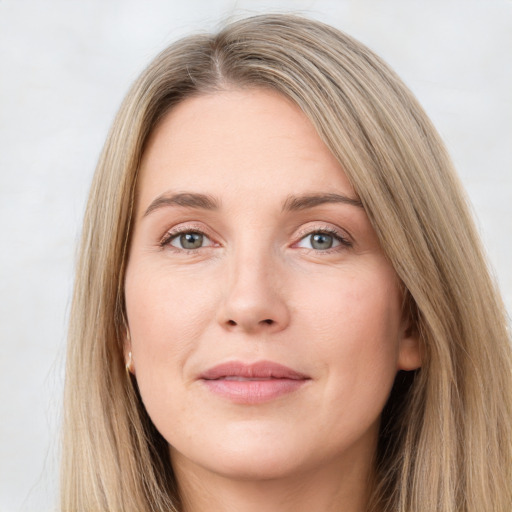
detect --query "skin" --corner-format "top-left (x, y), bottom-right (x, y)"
top-left (124, 88), bottom-right (421, 512)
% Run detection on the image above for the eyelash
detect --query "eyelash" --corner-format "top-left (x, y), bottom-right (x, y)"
top-left (159, 225), bottom-right (352, 253)
top-left (294, 226), bottom-right (352, 252)
top-left (159, 224), bottom-right (214, 252)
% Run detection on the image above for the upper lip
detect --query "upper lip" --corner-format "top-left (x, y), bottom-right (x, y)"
top-left (200, 360), bottom-right (310, 380)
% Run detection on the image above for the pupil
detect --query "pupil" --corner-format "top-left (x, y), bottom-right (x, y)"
top-left (181, 232), bottom-right (203, 249)
top-left (311, 233), bottom-right (333, 250)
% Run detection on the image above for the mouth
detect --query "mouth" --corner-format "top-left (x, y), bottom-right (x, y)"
top-left (199, 361), bottom-right (311, 404)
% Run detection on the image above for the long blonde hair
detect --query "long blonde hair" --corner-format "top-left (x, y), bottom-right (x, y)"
top-left (62, 14), bottom-right (512, 511)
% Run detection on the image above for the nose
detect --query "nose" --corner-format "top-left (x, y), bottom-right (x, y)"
top-left (217, 249), bottom-right (290, 334)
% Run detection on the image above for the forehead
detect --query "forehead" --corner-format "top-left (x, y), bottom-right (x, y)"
top-left (137, 88), bottom-right (356, 212)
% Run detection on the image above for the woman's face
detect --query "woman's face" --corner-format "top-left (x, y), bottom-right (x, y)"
top-left (124, 88), bottom-right (420, 481)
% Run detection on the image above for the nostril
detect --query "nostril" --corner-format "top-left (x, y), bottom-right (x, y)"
top-left (224, 318), bottom-right (276, 328)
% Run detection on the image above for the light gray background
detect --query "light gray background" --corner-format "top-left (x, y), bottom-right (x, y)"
top-left (1, 1), bottom-right (510, 510)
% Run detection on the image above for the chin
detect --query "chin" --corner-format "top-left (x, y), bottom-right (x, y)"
top-left (170, 428), bottom-right (310, 481)
top-left (202, 450), bottom-right (305, 481)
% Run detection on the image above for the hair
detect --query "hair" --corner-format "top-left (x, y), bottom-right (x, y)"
top-left (61, 13), bottom-right (512, 512)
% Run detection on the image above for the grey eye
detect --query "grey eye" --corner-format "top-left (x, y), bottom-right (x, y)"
top-left (296, 231), bottom-right (344, 251)
top-left (310, 233), bottom-right (334, 250)
top-left (172, 232), bottom-right (205, 250)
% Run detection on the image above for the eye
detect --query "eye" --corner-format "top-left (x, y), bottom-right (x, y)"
top-left (296, 230), bottom-right (350, 251)
top-left (163, 230), bottom-right (214, 250)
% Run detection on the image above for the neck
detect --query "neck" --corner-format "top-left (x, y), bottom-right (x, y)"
top-left (172, 447), bottom-right (375, 512)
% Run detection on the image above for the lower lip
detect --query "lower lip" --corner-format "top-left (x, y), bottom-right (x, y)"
top-left (202, 378), bottom-right (308, 404)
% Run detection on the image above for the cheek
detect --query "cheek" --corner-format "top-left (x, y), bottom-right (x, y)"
top-left (299, 268), bottom-right (402, 416)
top-left (300, 266), bottom-right (402, 351)
top-left (124, 266), bottom-right (218, 397)
top-left (126, 262), bottom-right (216, 336)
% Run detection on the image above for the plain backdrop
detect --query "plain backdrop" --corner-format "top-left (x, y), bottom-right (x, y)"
top-left (0, 1), bottom-right (510, 510)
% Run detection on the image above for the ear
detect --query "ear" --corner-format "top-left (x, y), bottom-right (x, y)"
top-left (125, 351), bottom-right (135, 375)
top-left (397, 322), bottom-right (422, 371)
top-left (123, 324), bottom-right (135, 375)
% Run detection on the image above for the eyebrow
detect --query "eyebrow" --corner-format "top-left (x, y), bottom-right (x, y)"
top-left (282, 193), bottom-right (363, 211)
top-left (143, 192), bottom-right (220, 217)
top-left (143, 190), bottom-right (363, 218)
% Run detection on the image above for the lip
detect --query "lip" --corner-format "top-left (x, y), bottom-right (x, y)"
top-left (199, 360), bottom-right (311, 404)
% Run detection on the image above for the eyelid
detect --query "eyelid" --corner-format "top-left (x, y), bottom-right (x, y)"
top-left (159, 222), bottom-right (219, 249)
top-left (158, 221), bottom-right (352, 252)
top-left (292, 223), bottom-right (353, 250)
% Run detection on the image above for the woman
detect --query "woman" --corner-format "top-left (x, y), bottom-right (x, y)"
top-left (61, 14), bottom-right (512, 512)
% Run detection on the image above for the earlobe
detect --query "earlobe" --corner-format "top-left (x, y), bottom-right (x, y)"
top-left (123, 327), bottom-right (135, 375)
top-left (397, 295), bottom-right (422, 371)
top-left (397, 331), bottom-right (422, 371)
top-left (125, 351), bottom-right (135, 375)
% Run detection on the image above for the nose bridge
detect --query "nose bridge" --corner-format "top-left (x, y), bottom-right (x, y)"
top-left (219, 234), bottom-right (289, 333)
